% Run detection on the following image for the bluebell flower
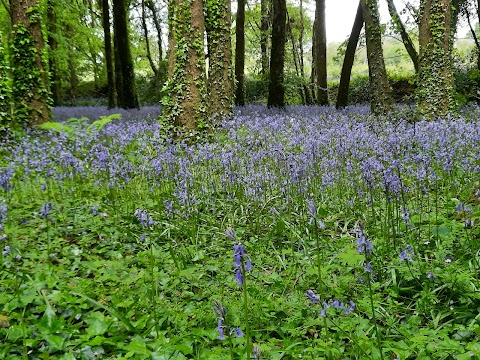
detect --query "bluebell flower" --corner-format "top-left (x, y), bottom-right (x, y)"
top-left (356, 224), bottom-right (372, 254)
top-left (399, 245), bottom-right (414, 262)
top-left (306, 289), bottom-right (320, 304)
top-left (426, 272), bottom-right (435, 281)
top-left (344, 300), bottom-right (355, 315)
top-left (232, 327), bottom-right (244, 338)
top-left (235, 269), bottom-right (244, 285)
top-left (217, 319), bottom-right (225, 340)
top-left (39, 203), bottom-right (52, 219)
top-left (225, 227), bottom-right (237, 241)
top-left (213, 300), bottom-right (227, 319)
top-left (365, 263), bottom-right (372, 272)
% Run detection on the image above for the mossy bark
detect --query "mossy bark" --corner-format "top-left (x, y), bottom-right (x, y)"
top-left (163, 0), bottom-right (208, 131)
top-left (11, 0), bottom-right (51, 126)
top-left (0, 38), bottom-right (13, 130)
top-left (205, 0), bottom-right (234, 119)
top-left (362, 0), bottom-right (393, 116)
top-left (417, 0), bottom-right (455, 119)
top-left (101, 0), bottom-right (116, 109)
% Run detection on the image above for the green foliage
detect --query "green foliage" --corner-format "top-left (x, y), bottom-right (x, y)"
top-left (36, 113), bottom-right (121, 134)
top-left (0, 40), bottom-right (12, 132)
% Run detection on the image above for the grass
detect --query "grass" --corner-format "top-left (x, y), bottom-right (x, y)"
top-left (1, 105), bottom-right (480, 359)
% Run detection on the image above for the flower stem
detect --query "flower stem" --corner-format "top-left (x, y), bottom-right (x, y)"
top-left (241, 261), bottom-right (251, 359)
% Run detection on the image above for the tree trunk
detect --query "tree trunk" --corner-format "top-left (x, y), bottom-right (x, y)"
top-left (310, 20), bottom-right (316, 103)
top-left (417, 0), bottom-right (455, 118)
top-left (386, 0), bottom-right (418, 73)
top-left (315, 0), bottom-right (328, 105)
top-left (299, 0), bottom-right (312, 104)
top-left (141, 0), bottom-right (158, 75)
top-left (47, 0), bottom-right (60, 106)
top-left (362, 0), bottom-right (392, 115)
top-left (101, 0), bottom-right (116, 109)
top-left (336, 0), bottom-right (363, 109)
top-left (205, 0), bottom-right (234, 119)
top-left (11, 0), bottom-right (51, 125)
top-left (286, 10), bottom-right (305, 104)
top-left (267, 0), bottom-right (286, 108)
top-left (260, 0), bottom-right (269, 76)
top-left (162, 0), bottom-right (208, 131)
top-left (145, 0), bottom-right (163, 61)
top-left (235, 0), bottom-right (245, 105)
top-left (113, 0), bottom-right (139, 109)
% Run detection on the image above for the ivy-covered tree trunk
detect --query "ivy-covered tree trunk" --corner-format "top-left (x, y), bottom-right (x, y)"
top-left (113, 0), bottom-right (139, 109)
top-left (11, 0), bottom-right (51, 126)
top-left (162, 0), bottom-right (208, 131)
top-left (0, 37), bottom-right (13, 131)
top-left (315, 0), bottom-right (328, 105)
top-left (267, 0), bottom-right (286, 108)
top-left (235, 0), bottom-right (245, 105)
top-left (47, 0), bottom-right (60, 106)
top-left (417, 0), bottom-right (455, 118)
top-left (101, 0), bottom-right (116, 109)
top-left (362, 0), bottom-right (392, 115)
top-left (205, 0), bottom-right (234, 119)
top-left (336, 0), bottom-right (363, 109)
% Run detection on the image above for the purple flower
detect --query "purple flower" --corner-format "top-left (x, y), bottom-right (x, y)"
top-left (356, 223), bottom-right (372, 254)
top-left (217, 319), bottom-right (225, 340)
top-left (213, 300), bottom-right (227, 319)
top-left (306, 289), bottom-right (320, 304)
top-left (344, 300), bottom-right (355, 315)
top-left (365, 262), bottom-right (372, 272)
top-left (232, 327), bottom-right (244, 338)
top-left (39, 203), bottom-right (52, 219)
top-left (235, 269), bottom-right (244, 285)
top-left (225, 227), bottom-right (237, 241)
top-left (426, 272), bottom-right (435, 281)
top-left (233, 244), bottom-right (245, 267)
top-left (399, 245), bottom-right (414, 262)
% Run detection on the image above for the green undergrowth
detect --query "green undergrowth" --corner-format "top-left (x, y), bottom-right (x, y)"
top-left (1, 111), bottom-right (480, 359)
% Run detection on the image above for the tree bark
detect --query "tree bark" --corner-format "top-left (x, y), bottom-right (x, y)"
top-left (235, 0), bottom-right (245, 105)
top-left (286, 10), bottom-right (305, 104)
top-left (362, 0), bottom-right (392, 115)
top-left (386, 0), bottom-right (418, 73)
top-left (417, 0), bottom-right (455, 118)
top-left (267, 0), bottom-right (286, 108)
top-left (11, 0), bottom-right (51, 125)
top-left (315, 0), bottom-right (328, 105)
top-left (336, 0), bottom-right (363, 109)
top-left (113, 0), bottom-right (139, 109)
top-left (205, 0), bottom-right (234, 119)
top-left (101, 0), bottom-right (116, 109)
top-left (162, 0), bottom-right (208, 130)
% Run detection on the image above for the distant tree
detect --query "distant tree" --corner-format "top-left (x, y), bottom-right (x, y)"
top-left (140, 0), bottom-right (158, 76)
top-left (113, 0), bottom-right (139, 109)
top-left (260, 0), bottom-right (270, 75)
top-left (10, 0), bottom-right (51, 125)
top-left (205, 0), bottom-right (234, 118)
top-left (162, 0), bottom-right (208, 130)
top-left (101, 0), bottom-right (116, 109)
top-left (268, 0), bottom-right (286, 107)
top-left (362, 0), bottom-right (392, 115)
top-left (235, 0), bottom-right (245, 105)
top-left (417, 0), bottom-right (455, 118)
top-left (336, 0), bottom-right (363, 109)
top-left (315, 0), bottom-right (328, 105)
top-left (47, 0), bottom-right (60, 105)
top-left (386, 0), bottom-right (418, 73)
